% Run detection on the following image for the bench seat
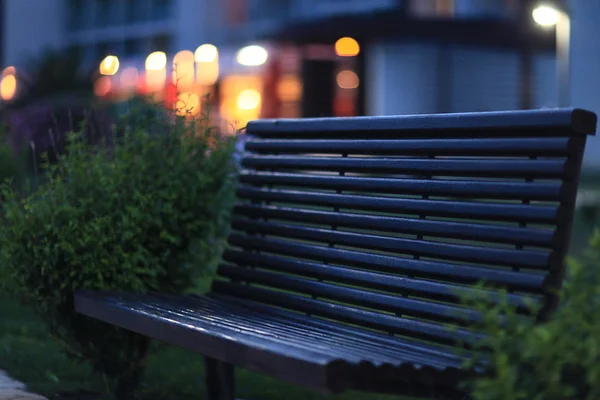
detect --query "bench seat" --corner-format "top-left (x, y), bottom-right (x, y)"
top-left (76, 289), bottom-right (476, 397)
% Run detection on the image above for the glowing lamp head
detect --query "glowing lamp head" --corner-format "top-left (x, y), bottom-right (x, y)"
top-left (532, 5), bottom-right (561, 27)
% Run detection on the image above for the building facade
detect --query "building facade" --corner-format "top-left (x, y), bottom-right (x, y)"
top-left (1, 0), bottom-right (599, 168)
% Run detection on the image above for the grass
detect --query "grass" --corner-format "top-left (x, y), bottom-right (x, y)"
top-left (0, 294), bottom-right (408, 400)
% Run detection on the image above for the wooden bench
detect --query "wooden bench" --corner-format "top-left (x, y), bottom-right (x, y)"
top-left (75, 108), bottom-right (597, 399)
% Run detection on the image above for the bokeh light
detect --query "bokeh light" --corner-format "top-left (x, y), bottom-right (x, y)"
top-left (336, 70), bottom-right (359, 89)
top-left (99, 55), bottom-right (120, 76)
top-left (145, 51), bottom-right (167, 71)
top-left (0, 74), bottom-right (16, 100)
top-left (236, 45), bottom-right (268, 66)
top-left (335, 37), bottom-right (360, 57)
top-left (195, 44), bottom-right (218, 63)
top-left (237, 89), bottom-right (262, 110)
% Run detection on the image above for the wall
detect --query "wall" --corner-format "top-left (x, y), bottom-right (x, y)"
top-left (3, 0), bottom-right (63, 66)
top-left (533, 53), bottom-right (557, 108)
top-left (366, 41), bottom-right (528, 116)
top-left (366, 42), bottom-right (439, 115)
top-left (569, 0), bottom-right (600, 169)
top-left (450, 46), bottom-right (520, 112)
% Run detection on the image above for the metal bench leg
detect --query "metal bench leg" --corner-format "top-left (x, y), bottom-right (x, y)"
top-left (205, 357), bottom-right (235, 400)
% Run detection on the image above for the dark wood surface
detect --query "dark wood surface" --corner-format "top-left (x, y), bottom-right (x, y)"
top-left (74, 108), bottom-right (597, 398)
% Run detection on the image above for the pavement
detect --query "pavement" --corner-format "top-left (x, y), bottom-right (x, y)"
top-left (0, 371), bottom-right (46, 400)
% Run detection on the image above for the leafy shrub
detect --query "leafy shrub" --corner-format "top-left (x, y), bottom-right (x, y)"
top-left (0, 105), bottom-right (238, 398)
top-left (465, 229), bottom-right (600, 400)
top-left (0, 127), bottom-right (28, 187)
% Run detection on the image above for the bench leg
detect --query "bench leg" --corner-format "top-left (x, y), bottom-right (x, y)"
top-left (205, 357), bottom-right (235, 400)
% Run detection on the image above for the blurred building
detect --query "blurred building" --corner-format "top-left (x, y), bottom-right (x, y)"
top-left (1, 0), bottom-right (599, 170)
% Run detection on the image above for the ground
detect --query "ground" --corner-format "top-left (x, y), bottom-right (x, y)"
top-left (0, 296), bottom-right (409, 400)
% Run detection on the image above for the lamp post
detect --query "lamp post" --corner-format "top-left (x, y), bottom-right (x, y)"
top-left (532, 3), bottom-right (571, 107)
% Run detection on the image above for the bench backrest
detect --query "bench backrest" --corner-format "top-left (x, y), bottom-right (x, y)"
top-left (212, 108), bottom-right (597, 347)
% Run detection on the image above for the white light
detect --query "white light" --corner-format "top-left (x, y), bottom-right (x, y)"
top-left (236, 45), bottom-right (268, 67)
top-left (195, 44), bottom-right (218, 63)
top-left (145, 51), bottom-right (167, 71)
top-left (532, 5), bottom-right (561, 27)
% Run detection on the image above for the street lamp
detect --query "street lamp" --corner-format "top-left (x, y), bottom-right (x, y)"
top-left (532, 3), bottom-right (570, 107)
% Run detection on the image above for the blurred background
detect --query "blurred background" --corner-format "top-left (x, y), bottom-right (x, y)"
top-left (0, 0), bottom-right (599, 246)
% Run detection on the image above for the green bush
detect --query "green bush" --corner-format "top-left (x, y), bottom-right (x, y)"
top-left (0, 105), bottom-right (237, 399)
top-left (0, 127), bottom-right (28, 188)
top-left (465, 229), bottom-right (600, 400)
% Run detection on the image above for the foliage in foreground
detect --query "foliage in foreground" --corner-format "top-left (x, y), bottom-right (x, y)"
top-left (0, 104), bottom-right (238, 399)
top-left (466, 229), bottom-right (600, 400)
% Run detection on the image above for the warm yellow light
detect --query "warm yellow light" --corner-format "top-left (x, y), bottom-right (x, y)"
top-left (0, 74), bottom-right (16, 100)
top-left (173, 50), bottom-right (195, 88)
top-left (237, 89), bottom-right (261, 110)
top-left (195, 44), bottom-right (218, 63)
top-left (335, 37), bottom-right (360, 57)
top-left (336, 70), bottom-right (359, 89)
top-left (277, 75), bottom-right (302, 102)
top-left (197, 62), bottom-right (219, 85)
top-left (99, 55), bottom-right (119, 76)
top-left (175, 92), bottom-right (201, 117)
top-left (94, 76), bottom-right (111, 97)
top-left (236, 45), bottom-right (268, 66)
top-left (532, 5), bottom-right (561, 27)
top-left (145, 51), bottom-right (167, 71)
top-left (2, 66), bottom-right (16, 77)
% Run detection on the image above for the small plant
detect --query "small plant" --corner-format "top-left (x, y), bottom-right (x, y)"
top-left (463, 229), bottom-right (600, 400)
top-left (0, 101), bottom-right (238, 399)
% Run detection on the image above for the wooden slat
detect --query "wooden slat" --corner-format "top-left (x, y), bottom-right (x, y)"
top-left (246, 108), bottom-right (597, 136)
top-left (239, 172), bottom-right (566, 201)
top-left (220, 251), bottom-right (538, 310)
top-left (230, 219), bottom-right (551, 269)
top-left (245, 137), bottom-right (575, 156)
top-left (218, 265), bottom-right (480, 325)
top-left (233, 204), bottom-right (555, 247)
top-left (226, 234), bottom-right (547, 292)
top-left (242, 156), bottom-right (570, 178)
top-left (212, 282), bottom-right (482, 345)
top-left (236, 187), bottom-right (560, 224)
